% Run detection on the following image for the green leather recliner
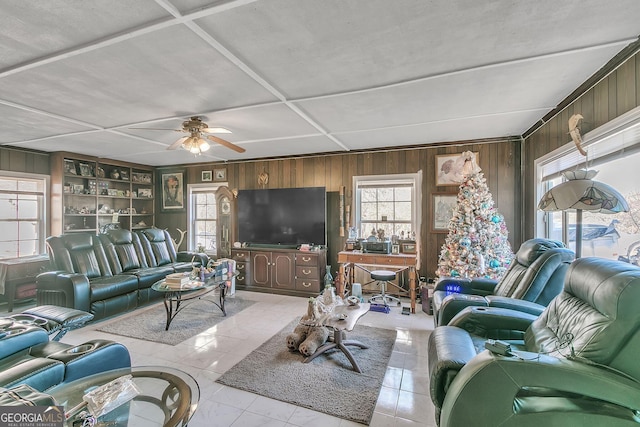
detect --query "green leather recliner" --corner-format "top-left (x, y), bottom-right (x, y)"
top-left (428, 257), bottom-right (640, 427)
top-left (432, 238), bottom-right (575, 327)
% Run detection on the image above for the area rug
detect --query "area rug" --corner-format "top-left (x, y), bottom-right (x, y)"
top-left (216, 318), bottom-right (397, 425)
top-left (95, 297), bottom-right (255, 345)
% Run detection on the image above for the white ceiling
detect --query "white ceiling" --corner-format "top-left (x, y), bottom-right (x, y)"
top-left (1, 0), bottom-right (639, 166)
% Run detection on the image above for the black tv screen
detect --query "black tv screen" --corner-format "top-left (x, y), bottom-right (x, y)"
top-left (237, 187), bottom-right (326, 246)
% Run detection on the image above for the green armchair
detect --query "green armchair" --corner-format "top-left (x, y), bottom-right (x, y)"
top-left (428, 257), bottom-right (640, 427)
top-left (432, 238), bottom-right (574, 326)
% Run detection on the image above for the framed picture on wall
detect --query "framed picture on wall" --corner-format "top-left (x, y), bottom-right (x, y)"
top-left (435, 152), bottom-right (480, 186)
top-left (161, 171), bottom-right (185, 211)
top-left (432, 192), bottom-right (458, 232)
top-left (202, 170), bottom-right (212, 182)
top-left (214, 168), bottom-right (227, 181)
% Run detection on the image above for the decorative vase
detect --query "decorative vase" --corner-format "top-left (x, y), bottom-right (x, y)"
top-left (324, 265), bottom-right (333, 289)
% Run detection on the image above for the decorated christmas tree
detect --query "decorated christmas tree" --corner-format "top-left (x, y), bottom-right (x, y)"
top-left (436, 152), bottom-right (514, 280)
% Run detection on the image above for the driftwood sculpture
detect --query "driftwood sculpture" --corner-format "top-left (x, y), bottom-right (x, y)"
top-left (569, 113), bottom-right (587, 156)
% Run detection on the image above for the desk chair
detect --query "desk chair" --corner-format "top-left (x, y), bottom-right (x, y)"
top-left (369, 270), bottom-right (401, 306)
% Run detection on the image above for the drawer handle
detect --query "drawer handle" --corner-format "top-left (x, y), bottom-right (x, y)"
top-left (302, 282), bottom-right (311, 287)
top-left (237, 265), bottom-right (245, 270)
top-left (302, 269), bottom-right (311, 275)
top-left (302, 256), bottom-right (311, 262)
top-left (238, 275), bottom-right (245, 281)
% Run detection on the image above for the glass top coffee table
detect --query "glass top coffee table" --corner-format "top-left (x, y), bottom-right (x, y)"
top-left (48, 365), bottom-right (199, 427)
top-left (151, 272), bottom-right (237, 330)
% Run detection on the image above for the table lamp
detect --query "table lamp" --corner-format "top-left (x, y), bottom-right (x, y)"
top-left (538, 169), bottom-right (629, 258)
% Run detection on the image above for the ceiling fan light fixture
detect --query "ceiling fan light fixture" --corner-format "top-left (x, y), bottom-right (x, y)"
top-left (198, 138), bottom-right (210, 152)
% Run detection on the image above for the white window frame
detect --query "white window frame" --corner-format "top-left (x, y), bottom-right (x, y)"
top-left (534, 105), bottom-right (640, 239)
top-left (187, 182), bottom-right (225, 255)
top-left (352, 171), bottom-right (422, 241)
top-left (0, 171), bottom-right (49, 259)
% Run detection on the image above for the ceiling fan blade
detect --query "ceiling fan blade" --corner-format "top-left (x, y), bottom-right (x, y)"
top-left (167, 136), bottom-right (188, 150)
top-left (206, 135), bottom-right (246, 153)
top-left (202, 127), bottom-right (232, 134)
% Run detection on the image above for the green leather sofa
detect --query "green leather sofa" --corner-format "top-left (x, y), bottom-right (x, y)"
top-left (429, 257), bottom-right (640, 427)
top-left (36, 229), bottom-right (206, 321)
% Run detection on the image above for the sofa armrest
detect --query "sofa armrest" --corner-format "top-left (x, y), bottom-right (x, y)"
top-left (434, 277), bottom-right (498, 295)
top-left (436, 293), bottom-right (489, 326)
top-left (36, 272), bottom-right (91, 313)
top-left (441, 350), bottom-right (640, 427)
top-left (177, 251), bottom-right (207, 266)
top-left (20, 305), bottom-right (94, 341)
top-left (428, 326), bottom-right (478, 409)
top-left (32, 340), bottom-right (131, 383)
top-left (0, 324), bottom-right (49, 359)
top-left (448, 306), bottom-right (537, 337)
top-left (485, 295), bottom-right (546, 317)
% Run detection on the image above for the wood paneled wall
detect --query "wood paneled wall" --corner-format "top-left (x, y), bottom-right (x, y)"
top-left (159, 140), bottom-right (522, 279)
top-left (523, 51), bottom-right (640, 238)
top-left (0, 147), bottom-right (49, 175)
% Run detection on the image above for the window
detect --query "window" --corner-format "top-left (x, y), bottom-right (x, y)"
top-left (187, 184), bottom-right (223, 255)
top-left (0, 172), bottom-right (48, 259)
top-left (535, 106), bottom-right (640, 260)
top-left (353, 172), bottom-right (422, 241)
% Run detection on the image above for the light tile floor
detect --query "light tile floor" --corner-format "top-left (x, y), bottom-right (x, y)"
top-left (3, 292), bottom-right (438, 427)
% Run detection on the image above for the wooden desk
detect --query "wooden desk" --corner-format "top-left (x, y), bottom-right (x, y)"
top-left (337, 251), bottom-right (418, 313)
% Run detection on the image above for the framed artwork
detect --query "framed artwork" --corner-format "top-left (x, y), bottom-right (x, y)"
top-left (401, 242), bottom-right (417, 254)
top-left (64, 159), bottom-right (77, 175)
top-left (161, 171), bottom-right (185, 211)
top-left (79, 163), bottom-right (93, 177)
top-left (202, 170), bottom-right (212, 182)
top-left (432, 192), bottom-right (458, 232)
top-left (435, 152), bottom-right (480, 186)
top-left (214, 168), bottom-right (227, 181)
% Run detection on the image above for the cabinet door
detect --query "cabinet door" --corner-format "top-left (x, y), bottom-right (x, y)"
top-left (272, 253), bottom-right (295, 290)
top-left (251, 251), bottom-right (271, 287)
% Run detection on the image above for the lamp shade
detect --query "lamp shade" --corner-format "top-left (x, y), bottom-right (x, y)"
top-left (537, 169), bottom-right (628, 259)
top-left (538, 169), bottom-right (629, 214)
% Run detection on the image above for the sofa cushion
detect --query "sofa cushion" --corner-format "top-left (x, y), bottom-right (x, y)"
top-left (525, 258), bottom-right (640, 370)
top-left (69, 248), bottom-right (102, 279)
top-left (127, 266), bottom-right (174, 288)
top-left (139, 229), bottom-right (174, 266)
top-left (89, 275), bottom-right (139, 302)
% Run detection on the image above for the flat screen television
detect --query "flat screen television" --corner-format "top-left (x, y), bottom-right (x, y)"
top-left (237, 187), bottom-right (326, 246)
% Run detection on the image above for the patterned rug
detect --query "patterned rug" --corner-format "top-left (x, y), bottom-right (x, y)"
top-left (95, 297), bottom-right (255, 345)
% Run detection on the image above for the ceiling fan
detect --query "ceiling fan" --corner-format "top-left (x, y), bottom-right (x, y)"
top-left (134, 116), bottom-right (245, 154)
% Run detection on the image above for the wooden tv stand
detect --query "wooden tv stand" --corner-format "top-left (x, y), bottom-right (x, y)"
top-left (231, 247), bottom-right (327, 297)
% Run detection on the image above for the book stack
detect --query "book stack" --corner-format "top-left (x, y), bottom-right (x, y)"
top-left (164, 273), bottom-right (191, 289)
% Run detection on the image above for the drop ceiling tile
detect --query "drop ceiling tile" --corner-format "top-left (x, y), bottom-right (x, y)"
top-left (0, 104), bottom-right (94, 143)
top-left (0, 0), bottom-right (171, 69)
top-left (0, 25), bottom-right (278, 128)
top-left (296, 44), bottom-right (625, 135)
top-left (194, 0), bottom-right (640, 98)
top-left (336, 111), bottom-right (539, 150)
